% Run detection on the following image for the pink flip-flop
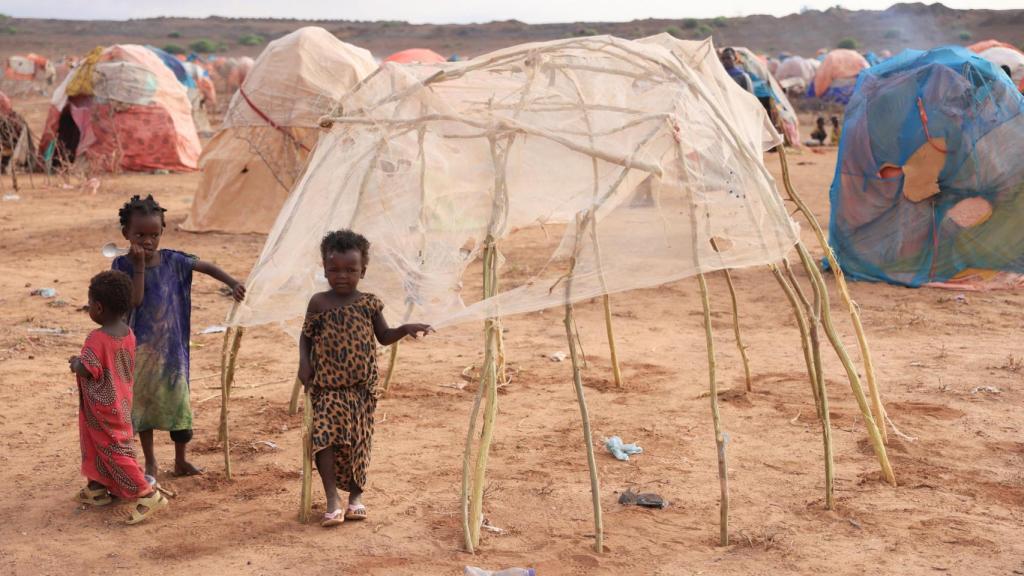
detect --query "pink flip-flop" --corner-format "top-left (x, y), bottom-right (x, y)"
top-left (344, 504), bottom-right (367, 521)
top-left (320, 509), bottom-right (344, 527)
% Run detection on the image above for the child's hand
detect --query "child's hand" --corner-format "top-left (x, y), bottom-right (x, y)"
top-left (68, 356), bottom-right (81, 374)
top-left (128, 243), bottom-right (146, 269)
top-left (230, 282), bottom-right (246, 302)
top-left (403, 324), bottom-right (433, 340)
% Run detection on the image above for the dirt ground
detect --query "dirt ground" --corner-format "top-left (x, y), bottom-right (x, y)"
top-left (0, 94), bottom-right (1022, 576)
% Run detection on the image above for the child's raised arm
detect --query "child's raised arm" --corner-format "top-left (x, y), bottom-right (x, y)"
top-left (372, 311), bottom-right (432, 347)
top-left (194, 259), bottom-right (246, 302)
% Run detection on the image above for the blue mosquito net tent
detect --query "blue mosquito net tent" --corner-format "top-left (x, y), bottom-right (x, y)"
top-left (828, 46), bottom-right (1024, 287)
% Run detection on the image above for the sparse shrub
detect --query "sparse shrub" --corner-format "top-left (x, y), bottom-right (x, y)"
top-left (837, 37), bottom-right (859, 50)
top-left (168, 31), bottom-right (181, 38)
top-left (666, 26), bottom-right (685, 39)
top-left (0, 25), bottom-right (15, 35)
top-left (682, 18), bottom-right (699, 29)
top-left (712, 16), bottom-right (728, 28)
top-left (958, 31), bottom-right (972, 42)
top-left (188, 39), bottom-right (227, 53)
top-left (238, 33), bottom-right (264, 46)
top-left (884, 29), bottom-right (900, 39)
top-left (696, 24), bottom-right (713, 37)
top-left (163, 44), bottom-right (185, 55)
top-left (573, 28), bottom-right (598, 37)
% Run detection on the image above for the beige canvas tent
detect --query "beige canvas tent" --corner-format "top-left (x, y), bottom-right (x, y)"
top-left (182, 27), bottom-right (376, 233)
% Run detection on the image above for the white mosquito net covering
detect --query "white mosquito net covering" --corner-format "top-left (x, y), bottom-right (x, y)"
top-left (231, 36), bottom-right (799, 331)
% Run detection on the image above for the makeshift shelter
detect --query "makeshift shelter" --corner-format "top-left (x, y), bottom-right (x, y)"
top-left (967, 39), bottom-right (1021, 54)
top-left (732, 46), bottom-right (802, 146)
top-left (829, 46), bottom-right (1024, 288)
top-left (181, 27), bottom-right (376, 233)
top-left (36, 45), bottom-right (200, 173)
top-left (976, 46), bottom-right (1024, 90)
top-left (808, 49), bottom-right (869, 104)
top-left (384, 48), bottom-right (446, 64)
top-left (776, 55), bottom-right (820, 94)
top-left (217, 35), bottom-right (894, 554)
top-left (4, 53), bottom-right (55, 84)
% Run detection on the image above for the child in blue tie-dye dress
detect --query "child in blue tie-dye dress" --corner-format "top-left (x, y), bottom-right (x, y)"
top-left (112, 195), bottom-right (246, 478)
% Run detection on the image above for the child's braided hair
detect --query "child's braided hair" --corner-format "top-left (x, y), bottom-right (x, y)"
top-left (118, 194), bottom-right (166, 229)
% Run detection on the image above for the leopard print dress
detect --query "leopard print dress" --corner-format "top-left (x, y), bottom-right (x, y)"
top-left (302, 292), bottom-right (383, 493)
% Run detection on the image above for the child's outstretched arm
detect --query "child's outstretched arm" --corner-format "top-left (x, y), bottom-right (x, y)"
top-left (372, 312), bottom-right (432, 347)
top-left (194, 260), bottom-right (246, 302)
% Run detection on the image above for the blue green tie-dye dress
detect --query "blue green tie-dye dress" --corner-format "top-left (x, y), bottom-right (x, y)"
top-left (113, 249), bottom-right (196, 432)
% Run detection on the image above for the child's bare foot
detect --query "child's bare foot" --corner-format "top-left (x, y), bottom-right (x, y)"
top-left (172, 461), bottom-right (204, 477)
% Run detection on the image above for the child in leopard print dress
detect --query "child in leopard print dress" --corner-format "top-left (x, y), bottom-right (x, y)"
top-left (298, 230), bottom-right (431, 527)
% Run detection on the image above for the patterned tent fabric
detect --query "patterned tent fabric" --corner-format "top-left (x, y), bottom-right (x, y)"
top-left (37, 44), bottom-right (200, 172)
top-left (829, 46), bottom-right (1024, 288)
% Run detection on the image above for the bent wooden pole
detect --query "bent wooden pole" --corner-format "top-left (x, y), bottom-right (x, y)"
top-left (298, 389), bottom-right (314, 522)
top-left (288, 377), bottom-right (302, 415)
top-left (796, 243), bottom-right (895, 486)
top-left (720, 268), bottom-right (752, 392)
top-left (777, 146), bottom-right (887, 443)
top-left (219, 325), bottom-right (244, 480)
top-left (564, 303), bottom-right (604, 553)
top-left (602, 295), bottom-right (624, 387)
top-left (771, 262), bottom-right (834, 509)
top-left (698, 274), bottom-right (729, 546)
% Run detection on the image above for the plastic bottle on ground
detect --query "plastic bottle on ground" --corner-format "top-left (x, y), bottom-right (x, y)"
top-left (464, 567), bottom-right (535, 576)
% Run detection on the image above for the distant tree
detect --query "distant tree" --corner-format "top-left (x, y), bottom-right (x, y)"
top-left (696, 24), bottom-right (713, 37)
top-left (573, 28), bottom-right (598, 37)
top-left (188, 39), bottom-right (227, 53)
top-left (958, 31), bottom-right (972, 42)
top-left (884, 29), bottom-right (900, 39)
top-left (666, 26), bottom-right (685, 39)
top-left (163, 44), bottom-right (186, 55)
top-left (238, 33), bottom-right (264, 46)
top-left (682, 18), bottom-right (699, 29)
top-left (167, 31), bottom-right (181, 38)
top-left (837, 37), bottom-right (859, 50)
top-left (712, 16), bottom-right (728, 28)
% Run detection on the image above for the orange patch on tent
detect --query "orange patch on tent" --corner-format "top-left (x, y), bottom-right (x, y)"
top-left (901, 138), bottom-right (946, 202)
top-left (946, 197), bottom-right (993, 228)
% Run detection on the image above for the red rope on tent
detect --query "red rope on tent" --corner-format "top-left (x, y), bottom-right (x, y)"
top-left (916, 97), bottom-right (949, 154)
top-left (238, 87), bottom-right (310, 152)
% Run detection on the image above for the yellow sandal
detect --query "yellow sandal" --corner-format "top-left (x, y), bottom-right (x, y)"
top-left (74, 485), bottom-right (112, 507)
top-left (126, 490), bottom-right (169, 525)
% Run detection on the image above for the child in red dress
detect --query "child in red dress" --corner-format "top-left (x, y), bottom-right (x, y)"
top-left (69, 271), bottom-right (169, 524)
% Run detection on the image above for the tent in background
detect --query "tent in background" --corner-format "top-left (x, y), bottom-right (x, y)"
top-left (808, 49), bottom-right (869, 104)
top-left (829, 46), bottom-right (1024, 288)
top-left (384, 48), bottom-right (446, 64)
top-left (182, 27), bottom-right (376, 233)
top-left (36, 45), bottom-right (200, 173)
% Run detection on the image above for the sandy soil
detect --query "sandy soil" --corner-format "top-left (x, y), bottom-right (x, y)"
top-left (0, 100), bottom-right (1022, 575)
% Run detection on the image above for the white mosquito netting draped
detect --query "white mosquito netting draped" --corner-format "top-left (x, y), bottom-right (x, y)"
top-left (230, 35), bottom-right (800, 331)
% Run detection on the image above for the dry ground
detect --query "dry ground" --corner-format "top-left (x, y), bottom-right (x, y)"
top-left (0, 96), bottom-right (1021, 575)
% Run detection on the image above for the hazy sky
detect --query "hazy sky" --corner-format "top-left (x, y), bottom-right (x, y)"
top-left (5, 0), bottom-right (1023, 23)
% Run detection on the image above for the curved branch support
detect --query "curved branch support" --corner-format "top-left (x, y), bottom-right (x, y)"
top-left (288, 377), bottom-right (302, 415)
top-left (219, 325), bottom-right (244, 480)
top-left (795, 243), bottom-right (895, 486)
top-left (770, 262), bottom-right (834, 508)
top-left (564, 303), bottom-right (604, 553)
top-left (698, 274), bottom-right (729, 546)
top-left (777, 146), bottom-right (887, 443)
top-left (720, 269), bottom-right (752, 392)
top-left (299, 389), bottom-right (314, 522)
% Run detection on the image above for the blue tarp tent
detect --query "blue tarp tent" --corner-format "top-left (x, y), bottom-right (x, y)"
top-left (829, 46), bottom-right (1024, 286)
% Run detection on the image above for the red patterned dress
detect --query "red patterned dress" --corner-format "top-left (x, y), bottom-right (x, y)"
top-left (77, 329), bottom-right (149, 499)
